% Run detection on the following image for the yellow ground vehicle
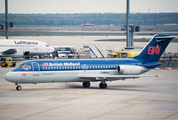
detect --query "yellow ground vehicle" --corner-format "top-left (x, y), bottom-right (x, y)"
top-left (0, 57), bottom-right (16, 67)
top-left (108, 50), bottom-right (140, 58)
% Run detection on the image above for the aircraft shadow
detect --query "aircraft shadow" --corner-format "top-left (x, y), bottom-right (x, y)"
top-left (65, 84), bottom-right (149, 92)
top-left (17, 84), bottom-right (149, 92)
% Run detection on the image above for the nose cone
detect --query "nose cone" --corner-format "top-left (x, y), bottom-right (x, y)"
top-left (51, 47), bottom-right (55, 52)
top-left (49, 47), bottom-right (54, 53)
top-left (4, 71), bottom-right (15, 83)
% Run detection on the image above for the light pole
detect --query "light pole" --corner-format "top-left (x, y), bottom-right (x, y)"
top-left (126, 0), bottom-right (129, 48)
top-left (5, 0), bottom-right (8, 39)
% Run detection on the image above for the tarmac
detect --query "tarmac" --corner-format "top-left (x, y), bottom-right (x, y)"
top-left (0, 36), bottom-right (178, 120)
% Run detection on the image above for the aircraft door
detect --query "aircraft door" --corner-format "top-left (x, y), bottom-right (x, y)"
top-left (82, 64), bottom-right (88, 72)
top-left (40, 45), bottom-right (42, 51)
top-left (32, 62), bottom-right (40, 76)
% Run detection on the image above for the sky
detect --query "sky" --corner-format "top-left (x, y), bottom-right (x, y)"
top-left (0, 0), bottom-right (178, 14)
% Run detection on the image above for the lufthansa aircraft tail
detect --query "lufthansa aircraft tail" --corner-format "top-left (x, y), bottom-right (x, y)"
top-left (133, 34), bottom-right (178, 62)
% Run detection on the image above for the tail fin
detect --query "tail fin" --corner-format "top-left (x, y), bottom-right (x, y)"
top-left (133, 34), bottom-right (177, 62)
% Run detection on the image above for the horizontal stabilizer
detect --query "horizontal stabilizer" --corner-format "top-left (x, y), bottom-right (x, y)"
top-left (156, 36), bottom-right (178, 42)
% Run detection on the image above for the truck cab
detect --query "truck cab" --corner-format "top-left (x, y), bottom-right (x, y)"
top-left (108, 50), bottom-right (140, 58)
top-left (0, 57), bottom-right (16, 67)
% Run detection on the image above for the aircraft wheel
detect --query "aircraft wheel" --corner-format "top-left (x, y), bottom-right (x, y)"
top-left (25, 56), bottom-right (30, 59)
top-left (99, 83), bottom-right (107, 89)
top-left (16, 86), bottom-right (22, 91)
top-left (83, 82), bottom-right (90, 88)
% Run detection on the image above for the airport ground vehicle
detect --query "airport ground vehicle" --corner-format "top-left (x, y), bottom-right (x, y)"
top-left (0, 57), bottom-right (16, 67)
top-left (107, 50), bottom-right (140, 58)
top-left (50, 46), bottom-right (76, 58)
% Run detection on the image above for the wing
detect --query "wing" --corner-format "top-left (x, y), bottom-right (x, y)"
top-left (2, 49), bottom-right (17, 54)
top-left (0, 48), bottom-right (23, 58)
top-left (78, 74), bottom-right (162, 81)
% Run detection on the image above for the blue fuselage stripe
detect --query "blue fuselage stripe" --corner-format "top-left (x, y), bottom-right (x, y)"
top-left (12, 58), bottom-right (161, 72)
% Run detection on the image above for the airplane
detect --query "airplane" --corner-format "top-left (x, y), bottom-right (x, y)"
top-left (4, 34), bottom-right (178, 91)
top-left (0, 39), bottom-right (54, 59)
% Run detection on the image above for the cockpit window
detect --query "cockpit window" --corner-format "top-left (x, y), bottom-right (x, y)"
top-left (46, 44), bottom-right (49, 47)
top-left (17, 65), bottom-right (23, 68)
top-left (17, 64), bottom-right (31, 70)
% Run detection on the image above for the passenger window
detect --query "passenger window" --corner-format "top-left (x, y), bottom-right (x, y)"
top-left (48, 67), bottom-right (50, 70)
top-left (51, 67), bottom-right (53, 69)
top-left (54, 67), bottom-right (56, 69)
top-left (73, 67), bottom-right (75, 69)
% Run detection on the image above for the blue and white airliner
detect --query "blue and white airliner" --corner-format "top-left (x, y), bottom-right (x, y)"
top-left (4, 34), bottom-right (178, 90)
top-left (0, 39), bottom-right (54, 58)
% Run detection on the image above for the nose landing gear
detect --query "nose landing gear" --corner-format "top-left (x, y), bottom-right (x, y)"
top-left (15, 83), bottom-right (22, 91)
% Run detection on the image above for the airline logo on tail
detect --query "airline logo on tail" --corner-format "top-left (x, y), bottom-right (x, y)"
top-left (147, 46), bottom-right (161, 55)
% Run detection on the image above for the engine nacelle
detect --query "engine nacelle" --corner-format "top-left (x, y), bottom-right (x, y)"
top-left (117, 65), bottom-right (148, 75)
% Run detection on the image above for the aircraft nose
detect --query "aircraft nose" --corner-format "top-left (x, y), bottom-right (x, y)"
top-left (4, 71), bottom-right (15, 83)
top-left (50, 47), bottom-right (55, 52)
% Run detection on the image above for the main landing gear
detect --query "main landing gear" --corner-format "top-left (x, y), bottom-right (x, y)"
top-left (15, 83), bottom-right (22, 91)
top-left (99, 82), bottom-right (107, 89)
top-left (83, 82), bottom-right (90, 88)
top-left (82, 81), bottom-right (107, 89)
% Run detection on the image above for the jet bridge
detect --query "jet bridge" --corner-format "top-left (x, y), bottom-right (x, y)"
top-left (83, 44), bottom-right (107, 58)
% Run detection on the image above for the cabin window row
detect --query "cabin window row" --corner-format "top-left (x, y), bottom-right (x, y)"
top-left (0, 45), bottom-right (37, 47)
top-left (42, 65), bottom-right (117, 70)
